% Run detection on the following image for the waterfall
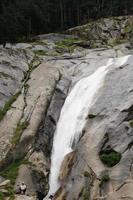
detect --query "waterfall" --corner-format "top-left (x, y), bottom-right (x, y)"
top-left (46, 55), bottom-right (130, 197)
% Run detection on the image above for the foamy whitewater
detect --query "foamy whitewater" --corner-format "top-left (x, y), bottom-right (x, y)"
top-left (46, 55), bottom-right (130, 197)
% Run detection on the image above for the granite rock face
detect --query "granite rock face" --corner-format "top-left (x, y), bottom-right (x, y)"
top-left (67, 15), bottom-right (133, 48)
top-left (0, 16), bottom-right (133, 200)
top-left (0, 47), bottom-right (33, 107)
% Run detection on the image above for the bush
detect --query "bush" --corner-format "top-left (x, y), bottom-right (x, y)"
top-left (0, 159), bottom-right (29, 185)
top-left (99, 149), bottom-right (121, 167)
top-left (129, 120), bottom-right (133, 127)
top-left (99, 173), bottom-right (110, 188)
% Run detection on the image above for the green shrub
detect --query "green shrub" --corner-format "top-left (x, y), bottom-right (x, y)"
top-left (129, 120), bottom-right (133, 127)
top-left (0, 192), bottom-right (4, 200)
top-left (99, 149), bottom-right (121, 167)
top-left (84, 171), bottom-right (89, 177)
top-left (101, 174), bottom-right (110, 182)
top-left (99, 173), bottom-right (110, 188)
top-left (0, 159), bottom-right (29, 185)
top-left (0, 159), bottom-right (29, 199)
top-left (55, 38), bottom-right (80, 54)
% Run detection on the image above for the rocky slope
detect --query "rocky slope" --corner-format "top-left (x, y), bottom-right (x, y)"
top-left (67, 15), bottom-right (133, 48)
top-left (0, 16), bottom-right (133, 200)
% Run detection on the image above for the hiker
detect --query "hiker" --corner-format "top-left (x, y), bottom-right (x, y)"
top-left (20, 182), bottom-right (27, 194)
top-left (15, 183), bottom-right (21, 194)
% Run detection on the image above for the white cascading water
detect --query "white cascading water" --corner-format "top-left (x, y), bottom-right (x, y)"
top-left (46, 55), bottom-right (130, 197)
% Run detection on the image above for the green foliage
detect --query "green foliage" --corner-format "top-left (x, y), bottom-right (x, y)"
top-left (55, 38), bottom-right (79, 54)
top-left (11, 120), bottom-right (29, 145)
top-left (0, 159), bottom-right (29, 199)
top-left (56, 38), bottom-right (79, 46)
top-left (101, 174), bottom-right (110, 183)
top-left (34, 50), bottom-right (48, 56)
top-left (0, 92), bottom-right (20, 121)
top-left (0, 188), bottom-right (14, 200)
top-left (129, 120), bottom-right (133, 127)
top-left (99, 173), bottom-right (110, 188)
top-left (99, 149), bottom-right (121, 167)
top-left (83, 192), bottom-right (89, 200)
top-left (0, 192), bottom-right (4, 200)
top-left (84, 171), bottom-right (89, 177)
top-left (0, 159), bottom-right (29, 185)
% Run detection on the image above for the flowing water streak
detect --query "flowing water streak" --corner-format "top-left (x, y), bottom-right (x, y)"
top-left (47, 55), bottom-right (130, 196)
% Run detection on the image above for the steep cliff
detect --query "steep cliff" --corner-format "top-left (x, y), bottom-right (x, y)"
top-left (0, 16), bottom-right (133, 200)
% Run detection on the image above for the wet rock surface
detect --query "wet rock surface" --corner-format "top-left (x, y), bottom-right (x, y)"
top-left (57, 56), bottom-right (133, 200)
top-left (35, 76), bottom-right (71, 157)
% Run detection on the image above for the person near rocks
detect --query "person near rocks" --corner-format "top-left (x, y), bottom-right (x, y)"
top-left (20, 182), bottom-right (27, 194)
top-left (15, 183), bottom-right (21, 194)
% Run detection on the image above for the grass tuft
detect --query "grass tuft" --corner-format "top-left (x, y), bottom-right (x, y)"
top-left (34, 50), bottom-right (47, 56)
top-left (55, 38), bottom-right (80, 54)
top-left (0, 159), bottom-right (29, 185)
top-left (0, 159), bottom-right (30, 199)
top-left (129, 120), bottom-right (133, 127)
top-left (11, 120), bottom-right (29, 145)
top-left (0, 92), bottom-right (20, 121)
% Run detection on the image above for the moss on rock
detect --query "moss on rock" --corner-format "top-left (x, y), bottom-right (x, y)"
top-left (129, 120), bottom-right (133, 127)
